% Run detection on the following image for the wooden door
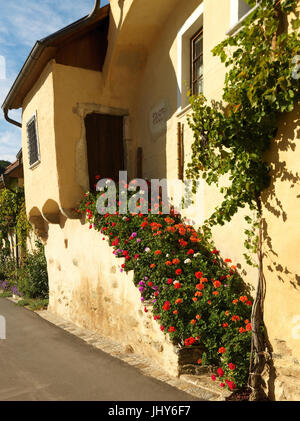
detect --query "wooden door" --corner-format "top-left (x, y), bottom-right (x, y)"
top-left (85, 113), bottom-right (124, 190)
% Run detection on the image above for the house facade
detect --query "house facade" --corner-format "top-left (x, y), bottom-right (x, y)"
top-left (2, 0), bottom-right (300, 399)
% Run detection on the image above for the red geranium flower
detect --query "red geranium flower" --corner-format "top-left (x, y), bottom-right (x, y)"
top-left (163, 301), bottom-right (170, 311)
top-left (213, 280), bottom-right (221, 288)
top-left (175, 268), bottom-right (182, 275)
top-left (218, 347), bottom-right (226, 354)
top-left (228, 363), bottom-right (236, 370)
top-left (217, 367), bottom-right (224, 377)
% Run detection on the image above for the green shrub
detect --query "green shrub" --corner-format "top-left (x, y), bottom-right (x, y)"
top-left (18, 242), bottom-right (49, 299)
top-left (0, 291), bottom-right (12, 298)
top-left (17, 298), bottom-right (48, 310)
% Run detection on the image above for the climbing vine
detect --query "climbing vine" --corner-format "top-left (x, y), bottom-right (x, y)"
top-left (0, 187), bottom-right (31, 254)
top-left (186, 0), bottom-right (300, 400)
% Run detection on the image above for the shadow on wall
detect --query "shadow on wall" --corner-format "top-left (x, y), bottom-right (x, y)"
top-left (134, 3), bottom-right (189, 181)
top-left (262, 103), bottom-right (300, 288)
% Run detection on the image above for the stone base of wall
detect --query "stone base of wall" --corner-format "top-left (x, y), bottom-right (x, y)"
top-left (45, 219), bottom-right (202, 377)
top-left (262, 339), bottom-right (300, 401)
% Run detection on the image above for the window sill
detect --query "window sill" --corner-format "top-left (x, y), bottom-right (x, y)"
top-left (226, 4), bottom-right (259, 36)
top-left (176, 103), bottom-right (192, 118)
top-left (29, 160), bottom-right (41, 170)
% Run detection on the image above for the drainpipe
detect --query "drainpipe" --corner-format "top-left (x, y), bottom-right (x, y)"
top-left (89, 0), bottom-right (101, 17)
top-left (3, 108), bottom-right (22, 128)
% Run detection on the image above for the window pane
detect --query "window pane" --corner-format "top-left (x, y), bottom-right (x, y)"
top-left (238, 0), bottom-right (252, 20)
top-left (193, 56), bottom-right (203, 80)
top-left (193, 34), bottom-right (203, 59)
top-left (193, 78), bottom-right (203, 96)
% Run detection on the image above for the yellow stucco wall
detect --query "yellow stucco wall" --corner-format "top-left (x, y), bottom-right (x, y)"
top-left (45, 217), bottom-right (179, 374)
top-left (22, 61), bottom-right (59, 220)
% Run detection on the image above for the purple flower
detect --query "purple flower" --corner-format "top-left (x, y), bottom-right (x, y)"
top-left (144, 276), bottom-right (149, 281)
top-left (152, 299), bottom-right (157, 304)
top-left (131, 232), bottom-right (137, 238)
top-left (140, 297), bottom-right (145, 302)
top-left (136, 238), bottom-right (141, 243)
top-left (139, 287), bottom-right (144, 292)
top-left (1, 281), bottom-right (8, 290)
top-left (11, 286), bottom-right (21, 297)
top-left (138, 281), bottom-right (145, 286)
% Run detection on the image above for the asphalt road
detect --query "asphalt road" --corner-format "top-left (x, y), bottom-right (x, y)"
top-left (0, 298), bottom-right (198, 401)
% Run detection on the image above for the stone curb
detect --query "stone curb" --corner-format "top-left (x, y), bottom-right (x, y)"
top-left (35, 309), bottom-right (225, 401)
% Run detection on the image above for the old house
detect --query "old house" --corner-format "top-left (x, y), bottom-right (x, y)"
top-left (0, 150), bottom-right (23, 190)
top-left (2, 0), bottom-right (300, 399)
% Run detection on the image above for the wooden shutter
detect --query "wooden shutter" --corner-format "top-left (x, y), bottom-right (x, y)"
top-left (26, 115), bottom-right (40, 167)
top-left (85, 113), bottom-right (124, 190)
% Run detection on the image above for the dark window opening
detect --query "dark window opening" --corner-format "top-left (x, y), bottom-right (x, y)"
top-left (238, 0), bottom-right (252, 20)
top-left (191, 28), bottom-right (203, 96)
top-left (85, 113), bottom-right (124, 190)
top-left (27, 115), bottom-right (39, 167)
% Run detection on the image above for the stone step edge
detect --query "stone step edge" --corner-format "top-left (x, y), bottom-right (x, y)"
top-left (34, 309), bottom-right (224, 401)
top-left (179, 374), bottom-right (232, 400)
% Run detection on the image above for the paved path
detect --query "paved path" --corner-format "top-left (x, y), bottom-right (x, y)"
top-left (0, 298), bottom-right (199, 401)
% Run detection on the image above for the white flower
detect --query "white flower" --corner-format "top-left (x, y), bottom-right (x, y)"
top-left (184, 258), bottom-right (191, 264)
top-left (193, 253), bottom-right (200, 258)
top-left (166, 254), bottom-right (169, 257)
top-left (145, 247), bottom-right (151, 253)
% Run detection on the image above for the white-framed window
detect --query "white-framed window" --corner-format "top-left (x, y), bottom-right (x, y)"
top-left (228, 0), bottom-right (260, 35)
top-left (26, 113), bottom-right (40, 168)
top-left (177, 3), bottom-right (204, 112)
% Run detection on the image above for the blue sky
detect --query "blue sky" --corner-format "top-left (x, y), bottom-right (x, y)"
top-left (0, 0), bottom-right (109, 163)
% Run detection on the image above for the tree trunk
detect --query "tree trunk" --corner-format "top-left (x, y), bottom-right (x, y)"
top-left (249, 199), bottom-right (267, 401)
